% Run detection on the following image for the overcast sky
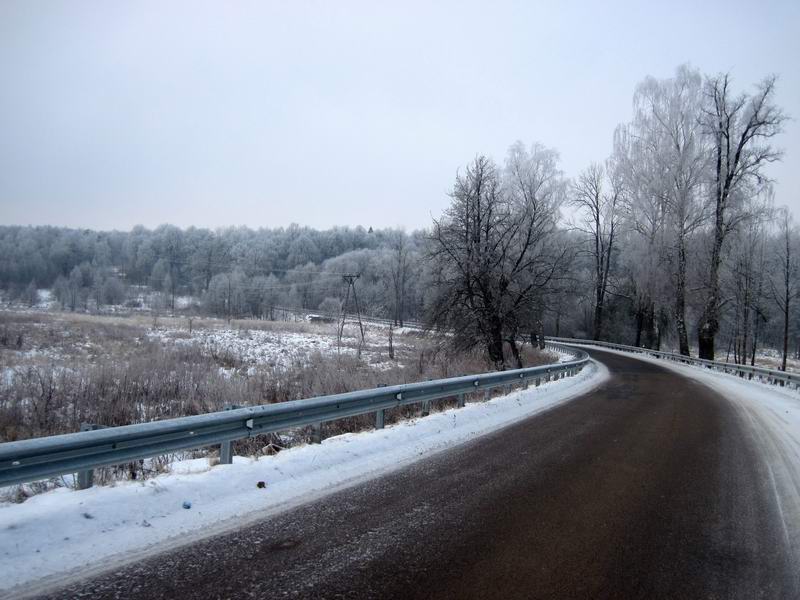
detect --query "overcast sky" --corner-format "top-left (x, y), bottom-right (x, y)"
top-left (0, 0), bottom-right (798, 232)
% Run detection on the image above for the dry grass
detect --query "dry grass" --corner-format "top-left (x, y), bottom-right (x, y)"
top-left (0, 308), bottom-right (557, 499)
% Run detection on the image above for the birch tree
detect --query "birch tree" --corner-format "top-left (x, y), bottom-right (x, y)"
top-left (571, 162), bottom-right (623, 340)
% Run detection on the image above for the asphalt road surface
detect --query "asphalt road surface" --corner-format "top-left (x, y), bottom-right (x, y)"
top-left (35, 349), bottom-right (799, 599)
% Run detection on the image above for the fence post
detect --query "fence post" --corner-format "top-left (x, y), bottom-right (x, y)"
top-left (77, 423), bottom-right (106, 489)
top-left (219, 405), bottom-right (241, 465)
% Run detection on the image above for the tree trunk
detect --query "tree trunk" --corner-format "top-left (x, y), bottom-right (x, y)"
top-left (530, 323), bottom-right (540, 349)
top-left (537, 319), bottom-right (546, 349)
top-left (782, 236), bottom-right (791, 372)
top-left (698, 320), bottom-right (716, 360)
top-left (675, 233), bottom-right (690, 356)
top-left (487, 318), bottom-right (506, 370)
top-left (634, 304), bottom-right (643, 347)
top-left (782, 293), bottom-right (790, 372)
top-left (593, 298), bottom-right (604, 341)
top-left (508, 337), bottom-right (523, 369)
top-left (697, 195), bottom-right (725, 360)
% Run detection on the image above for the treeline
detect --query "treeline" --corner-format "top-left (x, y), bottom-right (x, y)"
top-left (0, 225), bottom-right (426, 325)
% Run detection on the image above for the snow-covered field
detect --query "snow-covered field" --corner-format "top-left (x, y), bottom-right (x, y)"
top-left (147, 321), bottom-right (410, 372)
top-left (0, 309), bottom-right (418, 382)
top-left (0, 360), bottom-right (607, 597)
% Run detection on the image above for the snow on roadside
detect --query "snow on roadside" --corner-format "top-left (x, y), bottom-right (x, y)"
top-left (0, 360), bottom-right (608, 596)
top-left (580, 345), bottom-right (800, 561)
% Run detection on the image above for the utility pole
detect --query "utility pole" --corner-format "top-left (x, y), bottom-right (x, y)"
top-left (337, 274), bottom-right (365, 356)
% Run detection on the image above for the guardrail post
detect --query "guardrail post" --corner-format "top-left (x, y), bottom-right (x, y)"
top-left (311, 423), bottom-right (323, 444)
top-left (219, 405), bottom-right (241, 465)
top-left (421, 400), bottom-right (431, 417)
top-left (484, 389), bottom-right (490, 402)
top-left (219, 439), bottom-right (233, 465)
top-left (457, 393), bottom-right (465, 408)
top-left (77, 423), bottom-right (107, 489)
top-left (375, 384), bottom-right (387, 429)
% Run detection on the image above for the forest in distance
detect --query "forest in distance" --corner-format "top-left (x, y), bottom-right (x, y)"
top-left (0, 64), bottom-right (795, 370)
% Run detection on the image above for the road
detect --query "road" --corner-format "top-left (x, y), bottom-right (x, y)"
top-left (34, 349), bottom-right (799, 599)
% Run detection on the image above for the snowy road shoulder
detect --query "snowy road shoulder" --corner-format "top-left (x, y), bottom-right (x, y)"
top-left (0, 360), bottom-right (608, 597)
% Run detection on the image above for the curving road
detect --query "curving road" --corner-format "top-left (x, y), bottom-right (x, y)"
top-left (34, 349), bottom-right (799, 599)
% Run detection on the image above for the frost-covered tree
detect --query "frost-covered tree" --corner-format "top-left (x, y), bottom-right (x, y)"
top-left (615, 65), bottom-right (709, 354)
top-left (696, 73), bottom-right (787, 359)
top-left (428, 144), bottom-right (569, 369)
top-left (769, 208), bottom-right (800, 371)
top-left (571, 162), bottom-right (624, 340)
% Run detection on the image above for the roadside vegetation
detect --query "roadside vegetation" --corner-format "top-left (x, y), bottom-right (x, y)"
top-left (0, 308), bottom-right (553, 500)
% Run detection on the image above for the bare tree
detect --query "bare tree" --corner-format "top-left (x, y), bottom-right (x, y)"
top-left (770, 208), bottom-right (799, 371)
top-left (428, 145), bottom-right (569, 369)
top-left (696, 74), bottom-right (786, 359)
top-left (726, 219), bottom-right (768, 365)
top-left (388, 231), bottom-right (412, 326)
top-left (571, 162), bottom-right (623, 340)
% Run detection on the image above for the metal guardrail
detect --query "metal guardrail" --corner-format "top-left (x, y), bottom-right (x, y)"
top-left (549, 337), bottom-right (800, 388)
top-left (0, 343), bottom-right (588, 488)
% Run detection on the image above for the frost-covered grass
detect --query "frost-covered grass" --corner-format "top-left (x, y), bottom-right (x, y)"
top-left (0, 308), bottom-right (419, 375)
top-left (0, 360), bottom-right (607, 596)
top-left (751, 349), bottom-right (800, 374)
top-left (0, 308), bottom-right (558, 498)
top-left (147, 319), bottom-right (417, 372)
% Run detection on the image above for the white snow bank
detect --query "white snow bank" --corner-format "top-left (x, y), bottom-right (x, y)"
top-left (0, 360), bottom-right (608, 596)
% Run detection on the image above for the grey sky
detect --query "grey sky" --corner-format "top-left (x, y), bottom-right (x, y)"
top-left (0, 0), bottom-right (798, 232)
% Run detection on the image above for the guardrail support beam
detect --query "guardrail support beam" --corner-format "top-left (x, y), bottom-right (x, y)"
top-left (220, 441), bottom-right (233, 465)
top-left (457, 393), bottom-right (465, 408)
top-left (375, 409), bottom-right (385, 429)
top-left (311, 423), bottom-right (322, 444)
top-left (76, 423), bottom-right (107, 490)
top-left (219, 405), bottom-right (241, 465)
top-left (76, 468), bottom-right (94, 490)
